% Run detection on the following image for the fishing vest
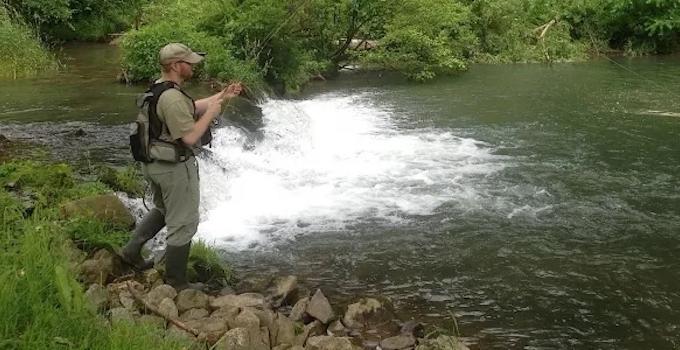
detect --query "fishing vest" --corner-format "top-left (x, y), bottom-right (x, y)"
top-left (130, 81), bottom-right (212, 163)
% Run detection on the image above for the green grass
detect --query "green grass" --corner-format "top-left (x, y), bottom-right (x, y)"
top-left (0, 5), bottom-right (57, 79)
top-left (0, 159), bottom-right (234, 348)
top-left (188, 239), bottom-right (236, 288)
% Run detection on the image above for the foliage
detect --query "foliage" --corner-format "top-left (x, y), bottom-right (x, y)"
top-left (0, 159), bottom-right (229, 348)
top-left (95, 165), bottom-right (145, 198)
top-left (63, 217), bottom-right (129, 251)
top-left (4, 0), bottom-right (144, 41)
top-left (120, 20), bottom-right (262, 86)
top-left (362, 0), bottom-right (473, 80)
top-left (188, 239), bottom-right (236, 287)
top-left (0, 4), bottom-right (56, 78)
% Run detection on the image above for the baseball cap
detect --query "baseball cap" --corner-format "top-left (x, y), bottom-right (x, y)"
top-left (159, 43), bottom-right (205, 65)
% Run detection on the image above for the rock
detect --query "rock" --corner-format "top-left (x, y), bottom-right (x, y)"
top-left (307, 289), bottom-right (335, 324)
top-left (158, 297), bottom-right (179, 319)
top-left (211, 305), bottom-right (240, 321)
top-left (84, 283), bottom-right (109, 311)
top-left (327, 320), bottom-right (348, 336)
top-left (272, 345), bottom-right (293, 350)
top-left (250, 307), bottom-right (277, 330)
top-left (306, 336), bottom-right (355, 350)
top-left (343, 298), bottom-right (393, 329)
top-left (210, 293), bottom-right (266, 309)
top-left (145, 284), bottom-right (177, 308)
top-left (415, 335), bottom-right (469, 350)
top-left (138, 314), bottom-right (166, 329)
top-left (231, 308), bottom-right (261, 329)
top-left (380, 335), bottom-right (416, 350)
top-left (235, 276), bottom-right (271, 294)
top-left (294, 320), bottom-right (325, 347)
top-left (166, 324), bottom-right (196, 342)
top-left (143, 269), bottom-right (162, 287)
top-left (214, 328), bottom-right (251, 350)
top-left (0, 134), bottom-right (8, 143)
top-left (74, 128), bottom-right (87, 137)
top-left (180, 308), bottom-right (210, 321)
top-left (266, 275), bottom-right (298, 307)
top-left (401, 320), bottom-right (425, 338)
top-left (175, 289), bottom-right (209, 312)
top-left (60, 194), bottom-right (135, 229)
top-left (186, 316), bottom-right (229, 343)
top-left (118, 290), bottom-right (136, 310)
top-left (79, 249), bottom-right (121, 285)
top-left (274, 314), bottom-right (296, 346)
top-left (289, 297), bottom-right (309, 322)
top-left (110, 307), bottom-right (134, 325)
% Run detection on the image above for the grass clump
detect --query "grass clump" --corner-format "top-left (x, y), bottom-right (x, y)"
top-left (95, 165), bottom-right (145, 198)
top-left (189, 239), bottom-right (236, 287)
top-left (0, 5), bottom-right (56, 79)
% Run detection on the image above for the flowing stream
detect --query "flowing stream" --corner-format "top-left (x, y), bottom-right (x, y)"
top-left (1, 44), bottom-right (680, 349)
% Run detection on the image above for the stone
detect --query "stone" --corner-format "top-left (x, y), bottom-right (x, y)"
top-left (235, 276), bottom-right (271, 293)
top-left (294, 320), bottom-right (324, 347)
top-left (84, 283), bottom-right (109, 311)
top-left (145, 284), bottom-right (177, 308)
top-left (415, 335), bottom-right (470, 350)
top-left (210, 293), bottom-right (266, 309)
top-left (266, 275), bottom-right (298, 307)
top-left (250, 307), bottom-right (277, 330)
top-left (306, 289), bottom-right (335, 324)
top-left (327, 320), bottom-right (348, 336)
top-left (186, 316), bottom-right (229, 343)
top-left (79, 249), bottom-right (121, 285)
top-left (143, 269), bottom-right (162, 287)
top-left (138, 315), bottom-right (166, 329)
top-left (272, 345), bottom-right (292, 350)
top-left (180, 308), bottom-right (210, 321)
top-left (60, 194), bottom-right (135, 229)
top-left (176, 288), bottom-right (209, 312)
top-left (211, 305), bottom-right (240, 321)
top-left (306, 336), bottom-right (355, 350)
top-left (110, 307), bottom-right (134, 325)
top-left (274, 314), bottom-right (296, 346)
top-left (289, 297), bottom-right (309, 322)
top-left (118, 290), bottom-right (136, 310)
top-left (166, 325), bottom-right (195, 342)
top-left (343, 298), bottom-right (393, 329)
top-left (157, 297), bottom-right (178, 319)
top-left (214, 328), bottom-right (251, 350)
top-left (231, 308), bottom-right (261, 329)
top-left (401, 320), bottom-right (425, 338)
top-left (380, 335), bottom-right (416, 350)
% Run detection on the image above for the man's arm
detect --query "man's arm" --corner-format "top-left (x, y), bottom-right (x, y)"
top-left (181, 83), bottom-right (243, 146)
top-left (194, 83), bottom-right (243, 115)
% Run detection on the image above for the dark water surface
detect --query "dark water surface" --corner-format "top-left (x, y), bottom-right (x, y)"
top-left (1, 44), bottom-right (679, 349)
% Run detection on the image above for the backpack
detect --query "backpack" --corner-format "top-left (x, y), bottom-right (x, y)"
top-left (129, 81), bottom-right (212, 163)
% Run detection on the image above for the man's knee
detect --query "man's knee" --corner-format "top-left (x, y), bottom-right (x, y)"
top-left (165, 221), bottom-right (199, 246)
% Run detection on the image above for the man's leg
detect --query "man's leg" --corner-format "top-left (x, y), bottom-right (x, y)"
top-left (156, 158), bottom-right (201, 290)
top-left (120, 166), bottom-right (166, 270)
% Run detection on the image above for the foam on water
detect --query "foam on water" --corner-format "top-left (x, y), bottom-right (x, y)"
top-left (196, 93), bottom-right (508, 249)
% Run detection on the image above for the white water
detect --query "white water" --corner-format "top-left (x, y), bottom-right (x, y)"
top-left (193, 92), bottom-right (509, 249)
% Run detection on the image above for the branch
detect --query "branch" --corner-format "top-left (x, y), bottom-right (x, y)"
top-left (126, 281), bottom-right (201, 337)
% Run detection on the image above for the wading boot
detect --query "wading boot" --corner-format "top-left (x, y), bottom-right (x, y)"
top-left (164, 242), bottom-right (205, 291)
top-left (119, 208), bottom-right (165, 271)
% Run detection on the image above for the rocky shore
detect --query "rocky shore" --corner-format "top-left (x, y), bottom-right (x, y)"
top-left (80, 246), bottom-right (468, 350)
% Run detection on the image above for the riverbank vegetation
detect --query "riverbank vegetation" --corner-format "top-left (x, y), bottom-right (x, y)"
top-left (2, 0), bottom-right (679, 87)
top-left (0, 159), bottom-right (230, 349)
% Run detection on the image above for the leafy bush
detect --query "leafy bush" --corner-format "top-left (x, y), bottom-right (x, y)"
top-left (0, 5), bottom-right (56, 78)
top-left (120, 20), bottom-right (261, 85)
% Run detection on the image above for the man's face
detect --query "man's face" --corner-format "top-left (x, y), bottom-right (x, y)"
top-left (173, 60), bottom-right (194, 80)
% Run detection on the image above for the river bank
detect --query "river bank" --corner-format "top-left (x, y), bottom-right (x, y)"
top-left (0, 151), bottom-right (467, 350)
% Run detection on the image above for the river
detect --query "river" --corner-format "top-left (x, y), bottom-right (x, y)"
top-left (1, 43), bottom-right (679, 349)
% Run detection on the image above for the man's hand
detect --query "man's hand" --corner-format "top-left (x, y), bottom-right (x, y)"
top-left (217, 82), bottom-right (243, 101)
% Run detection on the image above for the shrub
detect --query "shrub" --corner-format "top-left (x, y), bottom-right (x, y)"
top-left (0, 5), bottom-right (56, 78)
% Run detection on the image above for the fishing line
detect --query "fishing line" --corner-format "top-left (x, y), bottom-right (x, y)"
top-left (599, 53), bottom-right (676, 96)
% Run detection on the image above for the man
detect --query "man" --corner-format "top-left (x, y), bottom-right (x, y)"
top-left (120, 43), bottom-right (242, 290)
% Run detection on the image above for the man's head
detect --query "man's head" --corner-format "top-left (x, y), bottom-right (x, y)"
top-left (159, 43), bottom-right (205, 81)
